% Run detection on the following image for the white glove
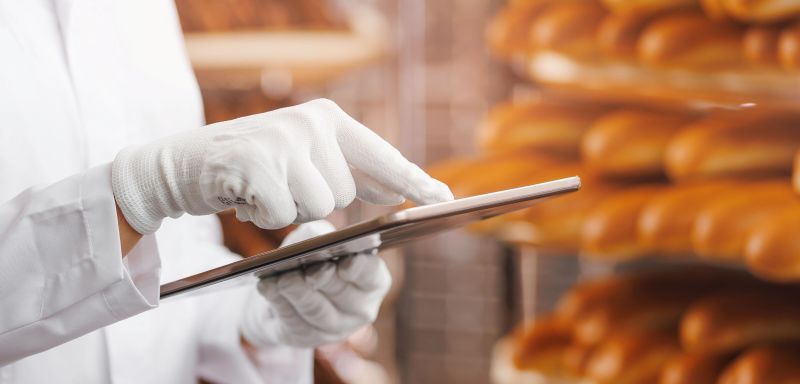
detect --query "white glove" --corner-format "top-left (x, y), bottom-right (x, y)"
top-left (112, 98), bottom-right (453, 234)
top-left (240, 220), bottom-right (391, 348)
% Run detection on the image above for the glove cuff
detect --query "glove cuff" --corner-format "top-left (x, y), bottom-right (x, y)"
top-left (112, 145), bottom-right (170, 234)
top-left (111, 133), bottom-right (213, 234)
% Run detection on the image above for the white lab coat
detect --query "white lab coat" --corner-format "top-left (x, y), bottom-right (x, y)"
top-left (0, 0), bottom-right (311, 383)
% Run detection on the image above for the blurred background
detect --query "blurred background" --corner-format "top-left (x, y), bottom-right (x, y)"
top-left (175, 1), bottom-right (800, 383)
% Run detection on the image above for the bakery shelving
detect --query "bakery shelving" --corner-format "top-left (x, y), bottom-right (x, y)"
top-left (466, 2), bottom-right (800, 382)
top-left (185, 20), bottom-right (386, 88)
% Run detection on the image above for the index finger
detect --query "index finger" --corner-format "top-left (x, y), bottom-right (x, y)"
top-left (323, 105), bottom-right (453, 205)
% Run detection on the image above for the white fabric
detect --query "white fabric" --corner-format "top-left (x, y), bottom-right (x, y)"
top-left (0, 164), bottom-right (160, 365)
top-left (0, 0), bottom-right (303, 382)
top-left (112, 99), bottom-right (454, 234)
top-left (241, 221), bottom-right (392, 348)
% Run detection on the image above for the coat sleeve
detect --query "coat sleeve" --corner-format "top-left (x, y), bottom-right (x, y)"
top-left (0, 164), bottom-right (161, 365)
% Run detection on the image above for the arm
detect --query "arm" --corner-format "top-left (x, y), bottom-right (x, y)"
top-left (0, 165), bottom-right (159, 365)
top-left (117, 204), bottom-right (143, 256)
top-left (1, 98), bottom-right (450, 364)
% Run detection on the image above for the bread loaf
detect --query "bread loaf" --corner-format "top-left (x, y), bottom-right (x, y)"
top-left (562, 343), bottom-right (596, 376)
top-left (664, 112), bottom-right (800, 181)
top-left (573, 291), bottom-right (695, 346)
top-left (175, 0), bottom-right (349, 32)
top-left (692, 181), bottom-right (796, 262)
top-left (478, 101), bottom-right (606, 158)
top-left (581, 109), bottom-right (694, 178)
top-left (555, 273), bottom-right (640, 324)
top-left (446, 154), bottom-right (557, 198)
top-left (597, 12), bottom-right (660, 60)
top-left (794, 149), bottom-right (800, 193)
top-left (700, 0), bottom-right (734, 21)
top-left (425, 156), bottom-right (485, 187)
top-left (581, 184), bottom-right (666, 260)
top-left (681, 290), bottom-right (800, 354)
top-left (718, 345), bottom-right (800, 384)
top-left (601, 0), bottom-right (699, 14)
top-left (638, 181), bottom-right (734, 254)
top-left (744, 205), bottom-right (800, 282)
top-left (743, 25), bottom-right (782, 67)
top-left (779, 22), bottom-right (800, 71)
top-left (516, 170), bottom-right (619, 250)
top-left (435, 154), bottom-right (561, 235)
top-left (511, 316), bottom-right (574, 373)
top-left (720, 0), bottom-right (800, 23)
top-left (659, 352), bottom-right (736, 384)
top-left (586, 330), bottom-right (681, 384)
top-left (528, 1), bottom-right (608, 58)
top-left (486, 2), bottom-right (553, 58)
top-left (573, 269), bottom-right (755, 346)
top-left (555, 267), bottom-right (751, 325)
top-left (638, 11), bottom-right (744, 69)
top-left (557, 268), bottom-right (753, 348)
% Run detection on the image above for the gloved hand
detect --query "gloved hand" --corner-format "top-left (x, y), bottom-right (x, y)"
top-left (112, 98), bottom-right (453, 234)
top-left (240, 220), bottom-right (391, 348)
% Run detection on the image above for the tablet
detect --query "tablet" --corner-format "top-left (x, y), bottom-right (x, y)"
top-left (160, 176), bottom-right (580, 299)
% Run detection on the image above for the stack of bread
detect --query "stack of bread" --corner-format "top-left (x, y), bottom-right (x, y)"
top-left (475, 1), bottom-right (800, 383)
top-left (432, 96), bottom-right (800, 282)
top-left (493, 267), bottom-right (800, 384)
top-left (487, 0), bottom-right (800, 71)
top-left (174, 0), bottom-right (348, 33)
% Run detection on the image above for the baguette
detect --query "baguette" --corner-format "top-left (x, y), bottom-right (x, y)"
top-left (486, 2), bottom-right (554, 58)
top-left (601, 0), bottom-right (699, 14)
top-left (478, 101), bottom-right (605, 158)
top-left (743, 25), bottom-right (782, 67)
top-left (638, 11), bottom-right (744, 69)
top-left (572, 269), bottom-right (755, 346)
top-left (779, 22), bottom-right (800, 71)
top-left (562, 343), bottom-right (596, 376)
top-left (425, 156), bottom-right (485, 187)
top-left (581, 184), bottom-right (666, 260)
top-left (638, 181), bottom-right (735, 255)
top-left (795, 149), bottom-right (800, 193)
top-left (681, 290), bottom-right (800, 354)
top-left (597, 11), bottom-right (660, 60)
top-left (721, 0), bottom-right (800, 23)
top-left (573, 291), bottom-right (696, 346)
top-left (664, 112), bottom-right (800, 181)
top-left (554, 267), bottom-right (751, 325)
top-left (744, 204), bottom-right (800, 282)
top-left (439, 154), bottom-right (561, 234)
top-left (515, 170), bottom-right (619, 250)
top-left (581, 109), bottom-right (694, 178)
top-left (692, 181), bottom-right (797, 262)
top-left (446, 154), bottom-right (557, 198)
top-left (718, 345), bottom-right (800, 384)
top-left (528, 1), bottom-right (608, 58)
top-left (586, 330), bottom-right (681, 384)
top-left (511, 316), bottom-right (574, 373)
top-left (659, 352), bottom-right (736, 384)
top-left (700, 0), bottom-right (734, 21)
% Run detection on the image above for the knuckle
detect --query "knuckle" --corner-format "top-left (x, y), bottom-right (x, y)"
top-left (300, 196), bottom-right (335, 221)
top-left (329, 170), bottom-right (357, 208)
top-left (268, 210), bottom-right (297, 229)
top-left (309, 98), bottom-right (341, 113)
top-left (334, 188), bottom-right (356, 209)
